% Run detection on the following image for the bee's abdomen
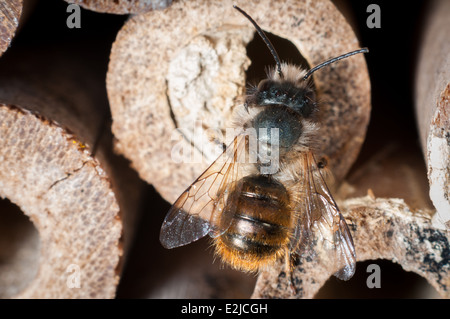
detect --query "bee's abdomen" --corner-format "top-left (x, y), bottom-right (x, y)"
top-left (214, 175), bottom-right (292, 272)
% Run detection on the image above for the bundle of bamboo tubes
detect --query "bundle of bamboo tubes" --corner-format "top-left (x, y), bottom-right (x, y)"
top-left (0, 0), bottom-right (448, 299)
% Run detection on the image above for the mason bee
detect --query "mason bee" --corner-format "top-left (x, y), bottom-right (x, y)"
top-left (160, 5), bottom-right (368, 289)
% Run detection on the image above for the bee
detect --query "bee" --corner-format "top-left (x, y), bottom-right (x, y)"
top-left (160, 5), bottom-right (368, 290)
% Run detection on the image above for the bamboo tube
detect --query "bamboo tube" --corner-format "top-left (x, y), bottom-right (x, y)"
top-left (253, 196), bottom-right (449, 298)
top-left (0, 49), bottom-right (142, 298)
top-left (0, 0), bottom-right (23, 57)
top-left (64, 0), bottom-right (172, 14)
top-left (107, 0), bottom-right (371, 205)
top-left (106, 0), bottom-right (374, 299)
top-left (415, 0), bottom-right (450, 230)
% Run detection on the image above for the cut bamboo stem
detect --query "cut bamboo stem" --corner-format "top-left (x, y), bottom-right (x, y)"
top-left (253, 196), bottom-right (449, 298)
top-left (0, 0), bottom-right (23, 57)
top-left (107, 0), bottom-right (371, 204)
top-left (415, 0), bottom-right (450, 230)
top-left (64, 0), bottom-right (172, 14)
top-left (0, 48), bottom-right (142, 298)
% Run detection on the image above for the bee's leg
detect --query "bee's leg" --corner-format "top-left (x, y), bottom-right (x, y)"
top-left (285, 248), bottom-right (297, 295)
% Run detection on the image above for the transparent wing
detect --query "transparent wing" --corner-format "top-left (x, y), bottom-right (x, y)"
top-left (160, 134), bottom-right (248, 249)
top-left (291, 151), bottom-right (356, 280)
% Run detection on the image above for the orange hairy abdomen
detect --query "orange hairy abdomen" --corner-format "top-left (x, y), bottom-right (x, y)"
top-left (214, 175), bottom-right (293, 272)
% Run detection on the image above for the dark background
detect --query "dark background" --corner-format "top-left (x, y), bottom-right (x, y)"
top-left (5, 0), bottom-right (435, 298)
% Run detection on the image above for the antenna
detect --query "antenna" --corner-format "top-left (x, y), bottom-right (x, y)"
top-left (303, 48), bottom-right (369, 80)
top-left (233, 5), bottom-right (284, 79)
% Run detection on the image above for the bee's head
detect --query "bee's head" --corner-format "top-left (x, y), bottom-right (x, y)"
top-left (250, 77), bottom-right (316, 118)
top-left (234, 5), bottom-right (368, 118)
